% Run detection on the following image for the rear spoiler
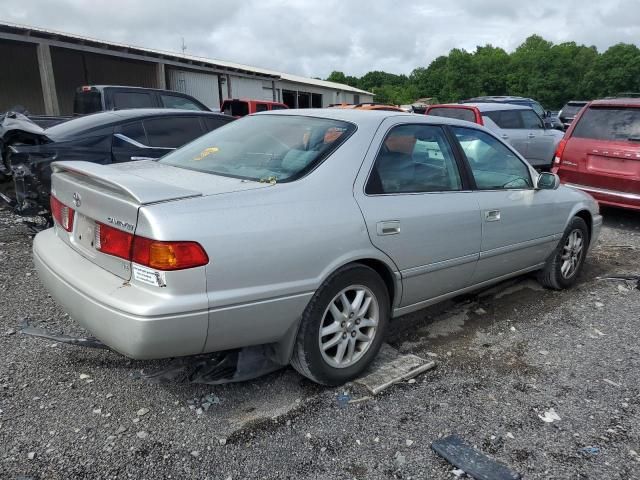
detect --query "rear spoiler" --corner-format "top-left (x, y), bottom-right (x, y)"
top-left (51, 161), bottom-right (202, 205)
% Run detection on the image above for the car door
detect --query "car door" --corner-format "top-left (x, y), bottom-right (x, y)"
top-left (111, 120), bottom-right (173, 163)
top-left (450, 126), bottom-right (568, 283)
top-left (483, 109), bottom-right (530, 158)
top-left (354, 119), bottom-right (481, 309)
top-left (520, 109), bottom-right (556, 167)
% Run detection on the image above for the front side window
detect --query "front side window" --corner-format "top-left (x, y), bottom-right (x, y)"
top-left (452, 127), bottom-right (532, 190)
top-left (366, 124), bottom-right (462, 194)
top-left (520, 110), bottom-right (544, 129)
top-left (222, 100), bottom-right (249, 117)
top-left (143, 117), bottom-right (204, 148)
top-left (159, 115), bottom-right (355, 182)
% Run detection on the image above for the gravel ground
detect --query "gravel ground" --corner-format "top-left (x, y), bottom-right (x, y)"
top-left (1, 205), bottom-right (639, 479)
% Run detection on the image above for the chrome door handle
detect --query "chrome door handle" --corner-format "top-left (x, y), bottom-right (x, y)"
top-left (484, 210), bottom-right (501, 222)
top-left (130, 156), bottom-right (156, 161)
top-left (376, 220), bottom-right (401, 236)
top-left (501, 134), bottom-right (509, 140)
top-left (528, 133), bottom-right (536, 138)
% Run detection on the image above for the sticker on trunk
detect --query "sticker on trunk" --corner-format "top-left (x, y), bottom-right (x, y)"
top-left (133, 264), bottom-right (166, 287)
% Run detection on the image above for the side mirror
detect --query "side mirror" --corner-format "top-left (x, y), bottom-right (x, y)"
top-left (536, 172), bottom-right (560, 190)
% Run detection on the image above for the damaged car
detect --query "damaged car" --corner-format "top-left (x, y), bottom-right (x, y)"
top-left (33, 109), bottom-right (602, 385)
top-left (0, 109), bottom-right (233, 215)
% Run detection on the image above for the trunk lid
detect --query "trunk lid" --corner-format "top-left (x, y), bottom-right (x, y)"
top-left (51, 160), bottom-right (269, 280)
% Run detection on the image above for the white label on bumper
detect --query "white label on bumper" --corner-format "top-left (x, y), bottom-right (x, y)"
top-left (133, 264), bottom-right (166, 287)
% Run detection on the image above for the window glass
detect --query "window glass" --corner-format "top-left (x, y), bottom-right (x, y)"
top-left (271, 104), bottom-right (287, 110)
top-left (112, 92), bottom-right (154, 109)
top-left (73, 91), bottom-right (102, 114)
top-left (159, 115), bottom-right (355, 182)
top-left (452, 126), bottom-right (532, 190)
top-left (366, 124), bottom-right (462, 194)
top-left (45, 112), bottom-right (118, 140)
top-left (160, 94), bottom-right (204, 111)
top-left (114, 121), bottom-right (147, 145)
top-left (222, 100), bottom-right (249, 117)
top-left (428, 107), bottom-right (476, 123)
top-left (143, 117), bottom-right (204, 148)
top-left (203, 116), bottom-right (232, 132)
top-left (255, 103), bottom-right (269, 112)
top-left (484, 110), bottom-right (523, 129)
top-left (572, 107), bottom-right (640, 141)
top-left (521, 110), bottom-right (544, 129)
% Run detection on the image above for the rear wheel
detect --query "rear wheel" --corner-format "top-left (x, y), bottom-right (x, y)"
top-left (537, 216), bottom-right (589, 290)
top-left (290, 264), bottom-right (389, 385)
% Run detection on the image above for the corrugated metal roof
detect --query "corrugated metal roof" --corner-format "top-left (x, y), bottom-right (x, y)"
top-left (0, 21), bottom-right (373, 95)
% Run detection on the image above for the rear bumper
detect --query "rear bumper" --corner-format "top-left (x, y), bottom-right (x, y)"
top-left (591, 214), bottom-right (603, 251)
top-left (33, 228), bottom-right (209, 359)
top-left (565, 183), bottom-right (640, 211)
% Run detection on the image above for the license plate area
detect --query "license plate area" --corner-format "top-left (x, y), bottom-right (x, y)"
top-left (73, 213), bottom-right (98, 255)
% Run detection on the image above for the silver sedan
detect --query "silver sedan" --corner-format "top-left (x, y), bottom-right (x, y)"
top-left (33, 109), bottom-right (602, 385)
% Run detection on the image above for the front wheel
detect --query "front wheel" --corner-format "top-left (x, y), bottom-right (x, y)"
top-left (290, 264), bottom-right (390, 385)
top-left (538, 216), bottom-right (589, 290)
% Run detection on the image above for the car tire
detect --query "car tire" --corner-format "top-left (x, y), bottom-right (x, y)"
top-left (290, 264), bottom-right (390, 386)
top-left (537, 216), bottom-right (589, 290)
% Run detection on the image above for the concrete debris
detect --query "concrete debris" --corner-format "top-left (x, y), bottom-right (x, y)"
top-left (539, 350), bottom-right (549, 356)
top-left (595, 302), bottom-right (604, 308)
top-left (190, 450), bottom-right (200, 457)
top-left (115, 426), bottom-right (127, 435)
top-left (5, 328), bottom-right (16, 335)
top-left (79, 374), bottom-right (90, 380)
top-left (136, 408), bottom-right (149, 417)
top-left (393, 451), bottom-right (406, 469)
top-left (452, 468), bottom-right (466, 477)
top-left (136, 431), bottom-right (148, 439)
top-left (92, 408), bottom-right (102, 415)
top-left (406, 439), bottom-right (414, 446)
top-left (475, 307), bottom-right (487, 315)
top-left (539, 408), bottom-right (561, 423)
top-left (603, 378), bottom-right (622, 388)
top-left (27, 452), bottom-right (36, 460)
top-left (506, 433), bottom-right (515, 439)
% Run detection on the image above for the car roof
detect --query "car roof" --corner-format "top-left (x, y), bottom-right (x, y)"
top-left (44, 109), bottom-right (229, 134)
top-left (431, 103), bottom-right (529, 112)
top-left (258, 107), bottom-right (488, 128)
top-left (589, 98), bottom-right (640, 108)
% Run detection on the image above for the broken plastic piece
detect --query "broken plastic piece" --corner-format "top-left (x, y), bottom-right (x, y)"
top-left (580, 446), bottom-right (600, 456)
top-left (20, 325), bottom-right (109, 350)
top-left (431, 434), bottom-right (521, 480)
top-left (140, 345), bottom-right (283, 385)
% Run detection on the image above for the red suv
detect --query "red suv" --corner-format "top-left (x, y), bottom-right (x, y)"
top-left (221, 99), bottom-right (288, 117)
top-left (553, 98), bottom-right (640, 211)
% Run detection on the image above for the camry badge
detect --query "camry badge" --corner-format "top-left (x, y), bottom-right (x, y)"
top-left (72, 192), bottom-right (81, 207)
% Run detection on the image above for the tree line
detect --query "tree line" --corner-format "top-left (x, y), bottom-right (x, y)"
top-left (326, 35), bottom-right (640, 109)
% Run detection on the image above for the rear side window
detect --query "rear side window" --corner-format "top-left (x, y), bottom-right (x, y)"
top-left (73, 91), bottom-right (102, 114)
top-left (255, 103), bottom-right (269, 112)
top-left (428, 107), bottom-right (476, 123)
top-left (222, 100), bottom-right (249, 117)
top-left (143, 117), bottom-right (205, 148)
top-left (366, 124), bottom-right (462, 194)
top-left (160, 94), bottom-right (205, 111)
top-left (484, 110), bottom-right (524, 129)
top-left (271, 104), bottom-right (287, 110)
top-left (561, 103), bottom-right (586, 117)
top-left (203, 116), bottom-right (232, 132)
top-left (112, 92), bottom-right (155, 110)
top-left (572, 107), bottom-right (640, 141)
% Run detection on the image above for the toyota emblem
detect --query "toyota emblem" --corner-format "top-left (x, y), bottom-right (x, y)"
top-left (72, 192), bottom-right (81, 208)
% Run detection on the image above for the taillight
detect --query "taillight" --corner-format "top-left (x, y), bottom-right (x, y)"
top-left (132, 237), bottom-right (209, 271)
top-left (95, 222), bottom-right (133, 260)
top-left (554, 138), bottom-right (567, 165)
top-left (50, 195), bottom-right (75, 232)
top-left (95, 222), bottom-right (208, 271)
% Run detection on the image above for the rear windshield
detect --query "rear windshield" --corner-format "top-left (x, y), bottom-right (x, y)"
top-left (222, 100), bottom-right (249, 117)
top-left (572, 107), bottom-right (640, 141)
top-left (73, 91), bottom-right (102, 115)
top-left (45, 112), bottom-right (117, 139)
top-left (428, 107), bottom-right (476, 123)
top-left (561, 103), bottom-right (586, 117)
top-left (158, 115), bottom-right (355, 182)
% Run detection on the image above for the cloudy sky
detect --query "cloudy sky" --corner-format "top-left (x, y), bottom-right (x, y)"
top-left (3, 0), bottom-right (639, 78)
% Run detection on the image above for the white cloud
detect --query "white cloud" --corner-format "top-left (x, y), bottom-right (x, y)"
top-left (2, 0), bottom-right (637, 77)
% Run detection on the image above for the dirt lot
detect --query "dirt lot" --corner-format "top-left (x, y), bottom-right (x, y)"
top-left (1, 206), bottom-right (639, 479)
